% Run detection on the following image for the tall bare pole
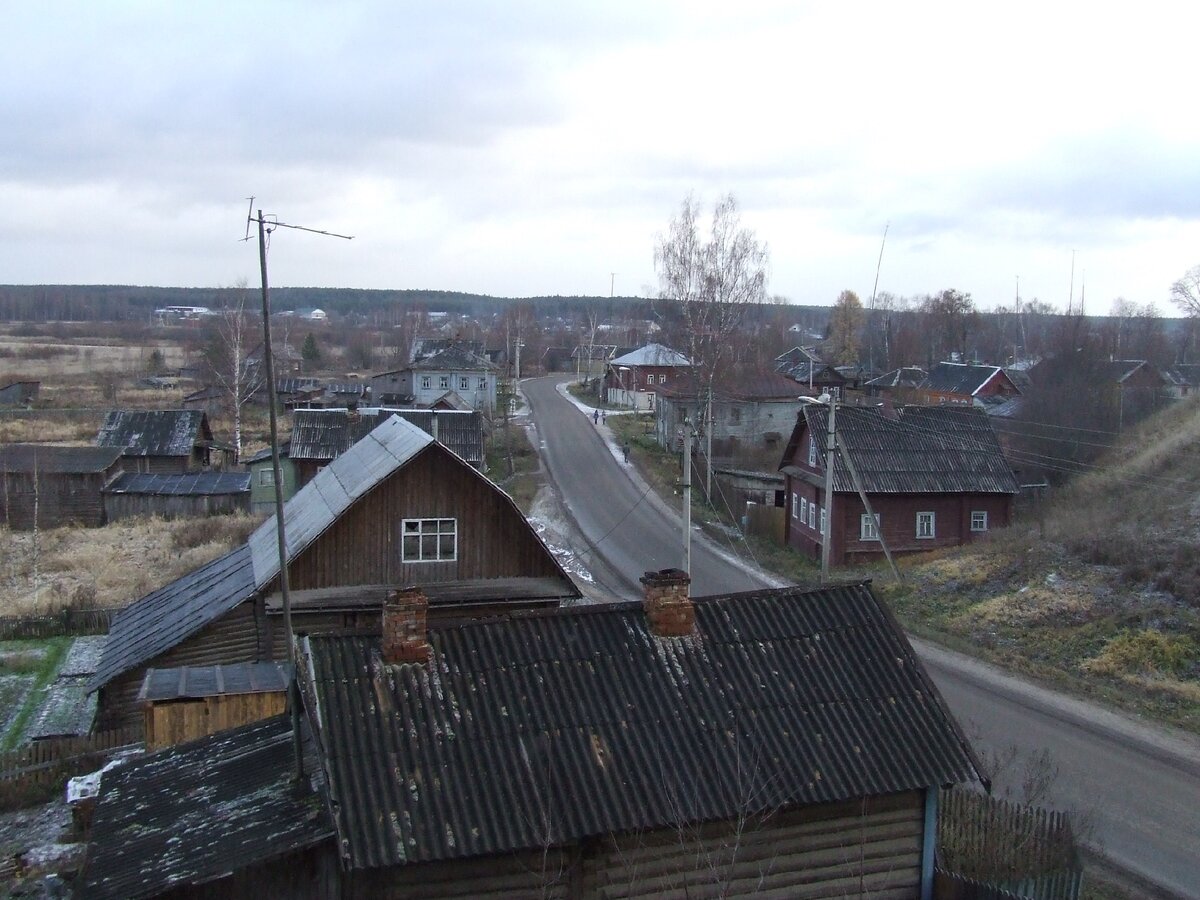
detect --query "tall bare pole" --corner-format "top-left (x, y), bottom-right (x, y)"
top-left (820, 392), bottom-right (837, 581)
top-left (867, 222), bottom-right (889, 373)
top-left (682, 417), bottom-right (692, 575)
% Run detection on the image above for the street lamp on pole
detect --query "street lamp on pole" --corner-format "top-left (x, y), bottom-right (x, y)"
top-left (617, 366), bottom-right (632, 409)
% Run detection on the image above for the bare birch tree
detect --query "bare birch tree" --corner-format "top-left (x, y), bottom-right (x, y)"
top-left (654, 193), bottom-right (768, 435)
top-left (204, 281), bottom-right (263, 462)
top-left (1170, 264), bottom-right (1200, 317)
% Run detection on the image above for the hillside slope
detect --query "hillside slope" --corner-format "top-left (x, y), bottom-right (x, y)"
top-left (883, 395), bottom-right (1200, 732)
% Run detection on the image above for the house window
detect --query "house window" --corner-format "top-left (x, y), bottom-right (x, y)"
top-left (258, 469), bottom-right (274, 487)
top-left (791, 493), bottom-right (798, 519)
top-left (800, 498), bottom-right (808, 523)
top-left (808, 502), bottom-right (817, 530)
top-left (808, 437), bottom-right (817, 467)
top-left (917, 511), bottom-right (935, 539)
top-left (971, 510), bottom-right (988, 532)
top-left (439, 375), bottom-right (450, 390)
top-left (420, 376), bottom-right (431, 390)
top-left (460, 376), bottom-right (469, 390)
top-left (860, 513), bottom-right (880, 541)
top-left (478, 377), bottom-right (487, 390)
top-left (401, 518), bottom-right (457, 562)
top-left (820, 507), bottom-right (826, 536)
top-left (729, 407), bottom-right (741, 425)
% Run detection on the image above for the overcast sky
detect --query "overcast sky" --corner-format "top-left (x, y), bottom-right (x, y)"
top-left (3, 1), bottom-right (1199, 311)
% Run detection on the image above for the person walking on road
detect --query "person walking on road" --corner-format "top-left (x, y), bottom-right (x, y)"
top-left (622, 442), bottom-right (630, 464)
top-left (593, 409), bottom-right (599, 425)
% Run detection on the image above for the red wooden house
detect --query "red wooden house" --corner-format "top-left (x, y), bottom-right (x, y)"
top-left (780, 405), bottom-right (1019, 566)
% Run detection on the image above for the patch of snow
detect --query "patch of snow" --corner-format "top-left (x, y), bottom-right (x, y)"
top-left (66, 748), bottom-right (142, 805)
top-left (56, 636), bottom-right (107, 678)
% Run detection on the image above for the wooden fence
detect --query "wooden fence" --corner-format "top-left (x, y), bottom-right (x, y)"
top-left (938, 788), bottom-right (1082, 900)
top-left (0, 607), bottom-right (115, 640)
top-left (743, 503), bottom-right (785, 542)
top-left (0, 726), bottom-right (141, 811)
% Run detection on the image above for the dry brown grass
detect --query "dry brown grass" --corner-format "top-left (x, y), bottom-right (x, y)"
top-left (0, 512), bottom-right (263, 617)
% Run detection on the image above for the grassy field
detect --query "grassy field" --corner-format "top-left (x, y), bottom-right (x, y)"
top-left (486, 421), bottom-right (541, 514)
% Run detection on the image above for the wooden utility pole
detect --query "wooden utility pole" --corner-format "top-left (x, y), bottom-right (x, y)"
top-left (821, 392), bottom-right (836, 581)
top-left (682, 417), bottom-right (692, 575)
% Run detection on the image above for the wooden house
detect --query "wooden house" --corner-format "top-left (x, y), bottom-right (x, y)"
top-left (604, 343), bottom-right (691, 411)
top-left (96, 409), bottom-right (232, 473)
top-left (912, 362), bottom-right (1021, 407)
top-left (80, 574), bottom-right (985, 899)
top-left (88, 415), bottom-right (580, 731)
top-left (370, 344), bottom-right (497, 411)
top-left (780, 405), bottom-right (1019, 566)
top-left (102, 471), bottom-right (251, 522)
top-left (245, 442), bottom-right (297, 514)
top-left (0, 445), bottom-right (124, 530)
top-left (654, 368), bottom-right (806, 455)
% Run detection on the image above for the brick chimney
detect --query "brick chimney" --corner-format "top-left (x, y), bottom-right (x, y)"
top-left (640, 568), bottom-right (694, 637)
top-left (382, 587), bottom-right (431, 665)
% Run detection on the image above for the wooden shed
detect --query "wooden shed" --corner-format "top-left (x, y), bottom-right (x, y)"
top-left (139, 661), bottom-right (290, 752)
top-left (102, 471), bottom-right (251, 522)
top-left (0, 445), bottom-right (124, 530)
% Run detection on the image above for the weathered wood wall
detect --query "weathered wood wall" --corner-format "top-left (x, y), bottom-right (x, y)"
top-left (103, 490), bottom-right (249, 522)
top-left (0, 469), bottom-right (115, 529)
top-left (144, 691), bottom-right (288, 751)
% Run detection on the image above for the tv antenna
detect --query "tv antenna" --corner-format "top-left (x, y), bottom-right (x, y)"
top-left (242, 197), bottom-right (352, 782)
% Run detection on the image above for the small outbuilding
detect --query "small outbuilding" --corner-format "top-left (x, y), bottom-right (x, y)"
top-left (102, 471), bottom-right (251, 522)
top-left (96, 409), bottom-right (232, 473)
top-left (0, 444), bottom-right (124, 529)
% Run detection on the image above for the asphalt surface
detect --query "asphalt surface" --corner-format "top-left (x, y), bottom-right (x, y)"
top-left (522, 374), bottom-right (1200, 899)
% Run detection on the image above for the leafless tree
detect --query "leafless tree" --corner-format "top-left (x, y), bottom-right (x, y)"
top-left (654, 193), bottom-right (768, 441)
top-left (1170, 264), bottom-right (1200, 317)
top-left (204, 281), bottom-right (264, 463)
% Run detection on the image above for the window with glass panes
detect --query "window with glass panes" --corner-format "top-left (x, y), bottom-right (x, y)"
top-left (401, 518), bottom-right (457, 562)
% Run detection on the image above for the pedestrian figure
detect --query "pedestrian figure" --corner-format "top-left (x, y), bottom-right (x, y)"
top-left (601, 410), bottom-right (607, 424)
top-left (622, 442), bottom-right (630, 464)
top-left (593, 409), bottom-right (599, 424)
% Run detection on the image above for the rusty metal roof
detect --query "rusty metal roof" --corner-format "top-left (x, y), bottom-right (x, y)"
top-left (79, 715), bottom-right (332, 900)
top-left (784, 405), bottom-right (1019, 494)
top-left (299, 582), bottom-right (981, 870)
top-left (96, 409), bottom-right (211, 457)
top-left (0, 444), bottom-right (123, 474)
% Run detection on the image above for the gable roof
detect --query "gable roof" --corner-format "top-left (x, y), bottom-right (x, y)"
top-left (78, 715), bottom-right (332, 900)
top-left (864, 366), bottom-right (927, 389)
top-left (611, 342), bottom-right (691, 367)
top-left (0, 444), bottom-right (124, 474)
top-left (96, 409), bottom-right (210, 457)
top-left (920, 362), bottom-right (1014, 397)
top-left (660, 368), bottom-right (807, 402)
top-left (781, 405), bottom-right (1019, 494)
top-left (300, 581), bottom-right (981, 870)
top-left (289, 408), bottom-right (378, 460)
top-left (414, 345), bottom-right (496, 372)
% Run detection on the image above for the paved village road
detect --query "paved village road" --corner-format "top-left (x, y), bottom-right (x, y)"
top-left (522, 374), bottom-right (1200, 899)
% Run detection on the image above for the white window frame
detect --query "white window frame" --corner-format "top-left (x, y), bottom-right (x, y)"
top-left (820, 507), bottom-right (827, 536)
top-left (258, 469), bottom-right (274, 487)
top-left (420, 375), bottom-right (431, 390)
top-left (459, 376), bottom-right (469, 390)
top-left (916, 511), bottom-right (936, 539)
top-left (401, 518), bottom-right (458, 562)
top-left (808, 502), bottom-right (817, 530)
top-left (971, 510), bottom-right (988, 532)
top-left (800, 497), bottom-right (808, 523)
top-left (860, 513), bottom-right (880, 541)
top-left (791, 493), bottom-right (798, 519)
top-left (439, 375), bottom-right (450, 390)
top-left (807, 437), bottom-right (817, 467)
top-left (478, 377), bottom-right (487, 390)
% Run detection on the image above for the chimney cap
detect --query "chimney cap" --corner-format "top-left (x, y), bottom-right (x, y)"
top-left (640, 568), bottom-right (690, 587)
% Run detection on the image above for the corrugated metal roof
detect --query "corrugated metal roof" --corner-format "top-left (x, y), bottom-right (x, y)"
top-left (292, 408), bottom-right (484, 465)
top-left (103, 471), bottom-right (250, 496)
top-left (138, 661), bottom-right (291, 701)
top-left (96, 409), bottom-right (209, 457)
top-left (789, 405), bottom-right (1019, 494)
top-left (414, 345), bottom-right (496, 372)
top-left (79, 715), bottom-right (332, 900)
top-left (249, 416), bottom-right (434, 587)
top-left (263, 577), bottom-right (580, 615)
top-left (0, 444), bottom-right (123, 474)
top-left (611, 343), bottom-right (691, 367)
top-left (920, 362), bottom-right (1006, 397)
top-left (864, 366), bottom-right (927, 389)
top-left (300, 582), bottom-right (981, 870)
top-left (89, 545), bottom-right (256, 691)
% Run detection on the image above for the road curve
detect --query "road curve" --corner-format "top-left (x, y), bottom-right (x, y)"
top-left (522, 374), bottom-right (1200, 898)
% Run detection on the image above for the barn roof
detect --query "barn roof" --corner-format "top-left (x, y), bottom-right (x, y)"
top-left (781, 405), bottom-right (1019, 494)
top-left (102, 471), bottom-right (251, 496)
top-left (0, 444), bottom-right (123, 474)
top-left (138, 661), bottom-right (291, 702)
top-left (78, 715), bottom-right (332, 900)
top-left (290, 408), bottom-right (485, 466)
top-left (300, 581), bottom-right (981, 869)
top-left (96, 409), bottom-right (211, 457)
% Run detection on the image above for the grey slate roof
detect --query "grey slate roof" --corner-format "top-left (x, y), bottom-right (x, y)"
top-left (138, 661), bottom-right (291, 702)
top-left (865, 366), bottom-right (927, 389)
top-left (103, 471), bottom-right (250, 496)
top-left (611, 342), bottom-right (691, 367)
top-left (414, 345), bottom-right (496, 372)
top-left (290, 408), bottom-right (485, 467)
top-left (0, 444), bottom-right (123, 474)
top-left (79, 715), bottom-right (332, 900)
top-left (783, 405), bottom-right (1019, 494)
top-left (300, 581), bottom-right (981, 870)
top-left (920, 362), bottom-right (1011, 397)
top-left (96, 409), bottom-right (209, 457)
